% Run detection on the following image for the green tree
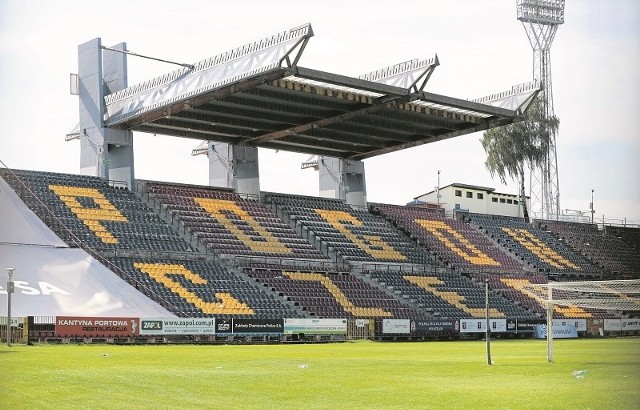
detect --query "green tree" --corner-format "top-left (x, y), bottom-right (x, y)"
top-left (480, 98), bottom-right (559, 221)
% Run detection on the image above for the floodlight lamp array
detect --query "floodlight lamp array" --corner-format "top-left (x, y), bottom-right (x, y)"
top-left (517, 0), bottom-right (565, 25)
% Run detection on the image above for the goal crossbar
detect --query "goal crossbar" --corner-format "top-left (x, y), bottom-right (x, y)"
top-left (521, 279), bottom-right (640, 362)
top-left (523, 279), bottom-right (640, 311)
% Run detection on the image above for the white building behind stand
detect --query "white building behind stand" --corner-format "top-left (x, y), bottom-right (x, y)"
top-left (414, 183), bottom-right (529, 218)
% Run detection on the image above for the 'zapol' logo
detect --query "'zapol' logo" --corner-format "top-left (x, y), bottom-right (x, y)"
top-left (142, 321), bottom-right (163, 330)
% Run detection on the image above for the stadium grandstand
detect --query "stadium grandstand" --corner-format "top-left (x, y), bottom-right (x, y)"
top-left (1, 23), bottom-right (638, 344)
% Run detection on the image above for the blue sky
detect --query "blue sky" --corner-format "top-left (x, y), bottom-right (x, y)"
top-left (1, 0), bottom-right (638, 222)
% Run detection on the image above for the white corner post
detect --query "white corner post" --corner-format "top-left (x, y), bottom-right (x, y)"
top-left (547, 285), bottom-right (554, 362)
top-left (6, 267), bottom-right (15, 347)
top-left (486, 279), bottom-right (492, 365)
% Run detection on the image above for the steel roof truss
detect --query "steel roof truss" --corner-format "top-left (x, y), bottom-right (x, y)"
top-left (242, 94), bottom-right (414, 146)
top-left (358, 56), bottom-right (440, 92)
top-left (104, 23), bottom-right (314, 127)
top-left (293, 67), bottom-right (410, 97)
top-left (137, 123), bottom-right (243, 142)
top-left (171, 110), bottom-right (295, 133)
top-left (108, 67), bottom-right (293, 129)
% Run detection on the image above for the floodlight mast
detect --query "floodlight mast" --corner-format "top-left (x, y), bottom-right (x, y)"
top-left (517, 0), bottom-right (565, 221)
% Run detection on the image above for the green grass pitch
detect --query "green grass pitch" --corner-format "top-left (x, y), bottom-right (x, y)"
top-left (1, 338), bottom-right (638, 409)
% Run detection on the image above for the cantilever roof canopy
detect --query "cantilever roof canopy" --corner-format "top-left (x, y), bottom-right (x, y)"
top-left (104, 23), bottom-right (539, 161)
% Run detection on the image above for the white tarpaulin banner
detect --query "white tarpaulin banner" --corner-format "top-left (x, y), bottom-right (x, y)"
top-left (0, 176), bottom-right (68, 246)
top-left (0, 177), bottom-right (174, 317)
top-left (0, 246), bottom-right (175, 317)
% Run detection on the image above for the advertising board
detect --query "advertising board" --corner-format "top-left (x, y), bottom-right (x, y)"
top-left (284, 318), bottom-right (347, 334)
top-left (459, 319), bottom-right (506, 333)
top-left (553, 319), bottom-right (586, 332)
top-left (232, 319), bottom-right (284, 334)
top-left (610, 318), bottom-right (640, 331)
top-left (55, 316), bottom-right (139, 337)
top-left (410, 319), bottom-right (458, 334)
top-left (534, 323), bottom-right (578, 339)
top-left (382, 319), bottom-right (411, 334)
top-left (621, 318), bottom-right (640, 331)
top-left (138, 318), bottom-right (216, 335)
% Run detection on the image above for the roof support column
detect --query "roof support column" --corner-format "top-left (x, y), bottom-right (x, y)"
top-left (319, 157), bottom-right (367, 208)
top-left (313, 58), bottom-right (441, 207)
top-left (208, 142), bottom-right (260, 198)
top-left (78, 39), bottom-right (134, 189)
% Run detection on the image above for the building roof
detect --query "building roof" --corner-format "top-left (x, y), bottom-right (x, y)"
top-left (415, 182), bottom-right (529, 199)
top-left (103, 23), bottom-right (539, 161)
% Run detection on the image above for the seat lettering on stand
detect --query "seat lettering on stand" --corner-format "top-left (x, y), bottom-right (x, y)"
top-left (502, 228), bottom-right (580, 270)
top-left (49, 185), bottom-right (127, 244)
top-left (405, 275), bottom-right (505, 318)
top-left (415, 219), bottom-right (501, 266)
top-left (134, 262), bottom-right (254, 315)
top-left (284, 272), bottom-right (392, 317)
top-left (195, 198), bottom-right (292, 254)
top-left (314, 209), bottom-right (406, 261)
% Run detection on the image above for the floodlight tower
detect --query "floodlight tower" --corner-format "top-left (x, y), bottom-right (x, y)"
top-left (517, 0), bottom-right (565, 220)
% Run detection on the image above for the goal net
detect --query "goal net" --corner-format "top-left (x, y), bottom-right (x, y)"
top-left (522, 279), bottom-right (640, 362)
top-left (525, 279), bottom-right (640, 311)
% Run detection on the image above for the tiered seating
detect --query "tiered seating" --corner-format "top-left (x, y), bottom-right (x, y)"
top-left (478, 273), bottom-right (615, 319)
top-left (3, 169), bottom-right (306, 319)
top-left (266, 193), bottom-right (434, 265)
top-left (465, 213), bottom-right (600, 277)
top-left (372, 203), bottom-right (524, 274)
top-left (606, 225), bottom-right (640, 249)
top-left (2, 169), bottom-right (193, 252)
top-left (539, 220), bottom-right (639, 278)
top-left (244, 267), bottom-right (427, 319)
top-left (145, 182), bottom-right (327, 260)
top-left (111, 258), bottom-right (301, 318)
top-left (365, 270), bottom-right (535, 319)
top-left (4, 167), bottom-right (628, 326)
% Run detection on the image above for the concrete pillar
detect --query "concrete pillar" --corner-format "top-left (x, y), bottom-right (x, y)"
top-left (78, 39), bottom-right (134, 189)
top-left (208, 142), bottom-right (260, 198)
top-left (318, 156), bottom-right (367, 208)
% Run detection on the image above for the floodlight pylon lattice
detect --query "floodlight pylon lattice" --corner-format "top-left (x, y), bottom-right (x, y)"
top-left (517, 0), bottom-right (565, 220)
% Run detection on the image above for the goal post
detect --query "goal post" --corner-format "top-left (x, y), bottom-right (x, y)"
top-left (524, 279), bottom-right (640, 362)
